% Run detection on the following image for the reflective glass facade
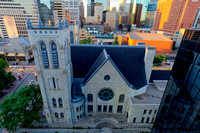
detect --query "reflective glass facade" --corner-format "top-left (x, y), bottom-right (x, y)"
top-left (152, 29), bottom-right (200, 132)
top-left (38, 0), bottom-right (55, 26)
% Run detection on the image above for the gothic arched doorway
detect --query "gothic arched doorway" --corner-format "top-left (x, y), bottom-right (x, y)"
top-left (95, 122), bottom-right (116, 129)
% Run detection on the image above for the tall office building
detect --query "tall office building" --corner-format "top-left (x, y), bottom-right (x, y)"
top-left (87, 4), bottom-right (91, 16)
top-left (125, 3), bottom-right (130, 13)
top-left (80, 0), bottom-right (85, 26)
top-left (106, 0), bottom-right (110, 11)
top-left (128, 0), bottom-right (136, 25)
top-left (137, 0), bottom-right (150, 22)
top-left (54, 0), bottom-right (65, 20)
top-left (134, 4), bottom-right (143, 27)
top-left (0, 0), bottom-right (39, 38)
top-left (38, 0), bottom-right (56, 26)
top-left (96, 0), bottom-right (110, 10)
top-left (0, 3), bottom-right (24, 38)
top-left (119, 13), bottom-right (129, 24)
top-left (103, 10), bottom-right (108, 22)
top-left (91, 0), bottom-right (94, 16)
top-left (145, 0), bottom-right (158, 28)
top-left (152, 28), bottom-right (200, 132)
top-left (86, 3), bottom-right (103, 23)
top-left (193, 7), bottom-right (200, 28)
top-left (65, 0), bottom-right (80, 23)
top-left (119, 0), bottom-right (126, 12)
top-left (153, 0), bottom-right (200, 35)
top-left (106, 8), bottom-right (117, 29)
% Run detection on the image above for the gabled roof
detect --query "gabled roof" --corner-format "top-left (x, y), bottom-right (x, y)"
top-left (71, 45), bottom-right (147, 90)
top-left (81, 49), bottom-right (137, 89)
top-left (82, 49), bottom-right (108, 85)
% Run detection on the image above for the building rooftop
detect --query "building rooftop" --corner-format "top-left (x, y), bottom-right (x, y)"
top-left (128, 32), bottom-right (173, 41)
top-left (131, 83), bottom-right (165, 104)
top-left (71, 45), bottom-right (155, 90)
top-left (95, 34), bottom-right (114, 39)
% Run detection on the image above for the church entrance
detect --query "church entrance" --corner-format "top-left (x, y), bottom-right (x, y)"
top-left (95, 122), bottom-right (116, 129)
top-left (94, 117), bottom-right (119, 129)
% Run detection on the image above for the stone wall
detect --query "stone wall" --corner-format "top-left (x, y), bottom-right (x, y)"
top-left (28, 27), bottom-right (74, 124)
top-left (82, 59), bottom-right (144, 116)
top-left (127, 103), bottom-right (159, 124)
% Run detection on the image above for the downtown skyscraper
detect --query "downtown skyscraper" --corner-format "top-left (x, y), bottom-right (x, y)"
top-left (145, 0), bottom-right (158, 28)
top-left (37, 0), bottom-right (56, 26)
top-left (0, 0), bottom-right (40, 38)
top-left (65, 0), bottom-right (80, 23)
top-left (153, 0), bottom-right (200, 35)
top-left (152, 28), bottom-right (200, 132)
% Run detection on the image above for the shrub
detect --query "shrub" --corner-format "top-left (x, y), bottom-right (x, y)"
top-left (153, 54), bottom-right (166, 66)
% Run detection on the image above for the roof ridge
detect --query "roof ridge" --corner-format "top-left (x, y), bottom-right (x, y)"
top-left (81, 49), bottom-right (109, 86)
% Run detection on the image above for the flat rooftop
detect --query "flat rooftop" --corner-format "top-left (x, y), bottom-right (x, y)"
top-left (129, 32), bottom-right (172, 41)
top-left (131, 83), bottom-right (165, 104)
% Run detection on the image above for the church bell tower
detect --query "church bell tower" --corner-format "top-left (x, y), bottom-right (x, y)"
top-left (27, 18), bottom-right (74, 124)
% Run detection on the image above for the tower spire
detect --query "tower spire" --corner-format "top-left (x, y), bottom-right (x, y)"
top-left (58, 18), bottom-right (63, 29)
top-left (27, 17), bottom-right (33, 29)
top-left (65, 18), bottom-right (69, 28)
top-left (38, 18), bottom-right (44, 27)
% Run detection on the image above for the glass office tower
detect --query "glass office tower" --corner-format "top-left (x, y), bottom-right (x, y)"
top-left (38, 0), bottom-right (55, 26)
top-left (152, 28), bottom-right (200, 132)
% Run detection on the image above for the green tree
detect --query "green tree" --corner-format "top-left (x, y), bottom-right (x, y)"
top-left (153, 54), bottom-right (167, 66)
top-left (87, 37), bottom-right (92, 44)
top-left (79, 37), bottom-right (92, 44)
top-left (0, 84), bottom-right (42, 132)
top-left (0, 68), bottom-right (7, 90)
top-left (0, 58), bottom-right (16, 90)
top-left (6, 72), bottom-right (16, 84)
top-left (112, 42), bottom-right (118, 45)
top-left (0, 58), bottom-right (8, 69)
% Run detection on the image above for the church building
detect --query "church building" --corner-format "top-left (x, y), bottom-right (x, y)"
top-left (27, 18), bottom-right (163, 128)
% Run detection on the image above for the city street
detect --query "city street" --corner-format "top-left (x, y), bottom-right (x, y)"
top-left (1, 65), bottom-right (37, 102)
top-left (0, 64), bottom-right (37, 133)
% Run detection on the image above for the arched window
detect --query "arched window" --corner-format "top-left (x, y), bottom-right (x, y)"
top-left (76, 107), bottom-right (79, 112)
top-left (41, 42), bottom-right (49, 67)
top-left (119, 94), bottom-right (125, 103)
top-left (55, 112), bottom-right (59, 118)
top-left (51, 42), bottom-right (59, 67)
top-left (52, 77), bottom-right (56, 88)
top-left (60, 113), bottom-right (64, 118)
top-left (87, 94), bottom-right (93, 102)
top-left (52, 98), bottom-right (56, 107)
top-left (70, 31), bottom-right (74, 44)
top-left (58, 98), bottom-right (62, 107)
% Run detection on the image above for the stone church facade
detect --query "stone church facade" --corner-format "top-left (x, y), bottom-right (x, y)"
top-left (27, 19), bottom-right (162, 128)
